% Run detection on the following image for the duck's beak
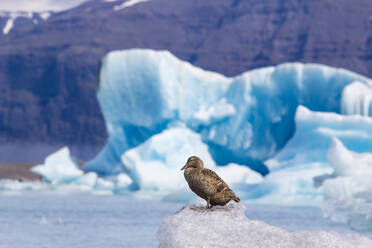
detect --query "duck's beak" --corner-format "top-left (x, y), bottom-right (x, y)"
top-left (181, 164), bottom-right (188, 170)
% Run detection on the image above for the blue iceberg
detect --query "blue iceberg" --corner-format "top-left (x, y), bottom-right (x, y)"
top-left (14, 48), bottom-right (372, 217)
top-left (84, 49), bottom-right (371, 176)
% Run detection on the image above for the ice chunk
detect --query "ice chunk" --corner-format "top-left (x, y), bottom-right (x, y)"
top-left (322, 138), bottom-right (372, 231)
top-left (341, 81), bottom-right (372, 116)
top-left (31, 147), bottom-right (83, 184)
top-left (115, 173), bottom-right (133, 192)
top-left (248, 106), bottom-right (372, 206)
top-left (327, 138), bottom-right (372, 177)
top-left (267, 106), bottom-right (372, 173)
top-left (121, 127), bottom-right (216, 192)
top-left (26, 147), bottom-right (128, 194)
top-left (75, 172), bottom-right (98, 188)
top-left (0, 179), bottom-right (49, 192)
top-left (157, 202), bottom-right (372, 248)
top-left (96, 178), bottom-right (115, 192)
top-left (244, 164), bottom-right (331, 206)
top-left (84, 49), bottom-right (230, 174)
top-left (85, 49), bottom-right (372, 175)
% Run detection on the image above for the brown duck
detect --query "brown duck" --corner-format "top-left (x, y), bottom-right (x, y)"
top-left (181, 156), bottom-right (240, 209)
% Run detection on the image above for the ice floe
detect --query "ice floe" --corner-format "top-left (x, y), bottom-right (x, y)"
top-left (157, 202), bottom-right (372, 247)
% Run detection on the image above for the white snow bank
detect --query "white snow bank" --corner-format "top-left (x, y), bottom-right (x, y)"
top-left (322, 138), bottom-right (372, 231)
top-left (157, 202), bottom-right (372, 248)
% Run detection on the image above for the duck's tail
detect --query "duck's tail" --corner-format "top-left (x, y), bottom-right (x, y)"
top-left (228, 189), bottom-right (240, 202)
top-left (233, 196), bottom-right (240, 202)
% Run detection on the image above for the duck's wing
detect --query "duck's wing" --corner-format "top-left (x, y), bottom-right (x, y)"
top-left (201, 168), bottom-right (229, 193)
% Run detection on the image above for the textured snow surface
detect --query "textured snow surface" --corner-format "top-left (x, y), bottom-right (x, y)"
top-left (322, 138), bottom-right (372, 231)
top-left (157, 202), bottom-right (372, 248)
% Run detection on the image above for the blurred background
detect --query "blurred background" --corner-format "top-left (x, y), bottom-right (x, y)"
top-left (1, 0), bottom-right (371, 164)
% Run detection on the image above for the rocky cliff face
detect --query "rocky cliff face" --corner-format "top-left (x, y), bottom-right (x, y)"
top-left (0, 0), bottom-right (371, 161)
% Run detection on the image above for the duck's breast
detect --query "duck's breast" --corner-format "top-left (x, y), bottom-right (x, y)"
top-left (184, 170), bottom-right (209, 199)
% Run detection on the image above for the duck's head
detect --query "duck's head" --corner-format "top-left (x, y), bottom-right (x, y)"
top-left (181, 156), bottom-right (204, 170)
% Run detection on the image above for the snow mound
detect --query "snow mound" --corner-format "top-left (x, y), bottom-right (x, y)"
top-left (157, 202), bottom-right (372, 248)
top-left (85, 49), bottom-right (371, 175)
top-left (322, 138), bottom-right (372, 231)
top-left (31, 147), bottom-right (83, 184)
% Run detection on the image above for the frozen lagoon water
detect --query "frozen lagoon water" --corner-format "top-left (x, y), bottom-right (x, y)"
top-left (0, 193), bottom-right (370, 248)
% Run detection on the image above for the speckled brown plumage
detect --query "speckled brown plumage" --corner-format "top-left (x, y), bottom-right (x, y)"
top-left (181, 156), bottom-right (240, 209)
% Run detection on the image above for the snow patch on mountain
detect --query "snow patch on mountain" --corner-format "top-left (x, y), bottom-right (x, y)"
top-left (0, 11), bottom-right (52, 35)
top-left (114, 0), bottom-right (150, 11)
